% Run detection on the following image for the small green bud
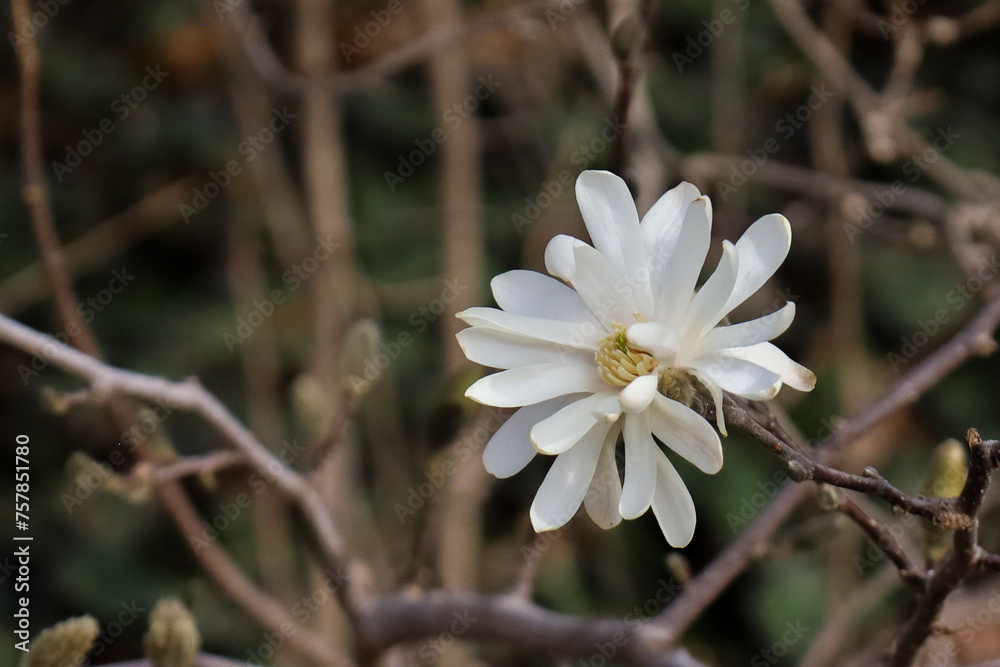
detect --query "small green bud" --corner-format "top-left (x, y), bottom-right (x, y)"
top-left (144, 599), bottom-right (200, 667)
top-left (786, 459), bottom-right (808, 482)
top-left (922, 439), bottom-right (967, 499)
top-left (20, 616), bottom-right (98, 667)
top-left (922, 438), bottom-right (969, 566)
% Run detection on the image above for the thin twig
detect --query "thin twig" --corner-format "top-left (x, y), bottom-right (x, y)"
top-left (885, 431), bottom-right (1000, 667)
top-left (10, 0), bottom-right (100, 356)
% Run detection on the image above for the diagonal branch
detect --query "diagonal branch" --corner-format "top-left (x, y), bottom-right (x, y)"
top-left (651, 293), bottom-right (1000, 645)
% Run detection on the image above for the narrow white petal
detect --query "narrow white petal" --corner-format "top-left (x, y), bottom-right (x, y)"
top-left (491, 270), bottom-right (597, 324)
top-left (483, 396), bottom-right (580, 478)
top-left (626, 322), bottom-right (679, 364)
top-left (569, 244), bottom-right (638, 325)
top-left (687, 355), bottom-right (782, 400)
top-left (721, 342), bottom-right (816, 392)
top-left (456, 327), bottom-right (592, 370)
top-left (650, 450), bottom-right (697, 548)
top-left (648, 394), bottom-right (723, 474)
top-left (688, 369), bottom-right (727, 436)
top-left (680, 241), bottom-right (739, 348)
top-left (642, 181), bottom-right (702, 298)
top-left (617, 373), bottom-right (659, 414)
top-left (620, 410), bottom-right (657, 519)
top-left (465, 362), bottom-right (606, 408)
top-left (655, 197), bottom-right (712, 328)
top-left (575, 171), bottom-right (654, 315)
top-left (457, 307), bottom-right (601, 351)
top-left (584, 421), bottom-right (623, 529)
top-left (530, 391), bottom-right (619, 455)
top-left (544, 234), bottom-right (587, 281)
top-left (687, 302), bottom-right (796, 360)
top-left (529, 419), bottom-right (612, 531)
top-left (722, 214), bottom-right (792, 315)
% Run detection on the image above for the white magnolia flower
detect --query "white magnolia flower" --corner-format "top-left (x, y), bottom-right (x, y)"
top-left (456, 170), bottom-right (815, 546)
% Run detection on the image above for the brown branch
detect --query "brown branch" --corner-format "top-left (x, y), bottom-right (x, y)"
top-left (149, 451), bottom-right (246, 482)
top-left (0, 311), bottom-right (718, 667)
top-left (826, 491), bottom-right (924, 585)
top-left (885, 430), bottom-right (1000, 667)
top-left (651, 294), bottom-right (1000, 646)
top-left (723, 398), bottom-right (952, 522)
top-left (0, 312), bottom-right (359, 627)
top-left (357, 592), bottom-right (699, 667)
top-left (10, 0), bottom-right (100, 356)
top-left (975, 548), bottom-right (1000, 573)
top-left (0, 178), bottom-right (193, 315)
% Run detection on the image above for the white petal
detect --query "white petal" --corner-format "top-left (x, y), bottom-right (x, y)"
top-left (680, 241), bottom-right (739, 348)
top-left (465, 362), bottom-right (606, 407)
top-left (687, 369), bottom-right (727, 436)
top-left (617, 373), bottom-right (659, 414)
top-left (721, 342), bottom-right (816, 392)
top-left (456, 327), bottom-right (592, 370)
top-left (530, 391), bottom-right (619, 455)
top-left (483, 397), bottom-right (579, 478)
top-left (620, 410), bottom-right (657, 519)
top-left (687, 302), bottom-right (796, 360)
top-left (575, 171), bottom-right (654, 315)
top-left (544, 234), bottom-right (587, 281)
top-left (642, 181), bottom-right (702, 298)
top-left (650, 450), bottom-right (697, 548)
top-left (687, 355), bottom-right (782, 400)
top-left (491, 270), bottom-right (597, 324)
top-left (626, 322), bottom-right (679, 364)
top-left (529, 419), bottom-right (612, 532)
top-left (648, 394), bottom-right (723, 474)
top-left (722, 214), bottom-right (792, 315)
top-left (584, 421), bottom-right (623, 529)
top-left (569, 244), bottom-right (638, 325)
top-left (654, 197), bottom-right (712, 328)
top-left (457, 307), bottom-right (600, 351)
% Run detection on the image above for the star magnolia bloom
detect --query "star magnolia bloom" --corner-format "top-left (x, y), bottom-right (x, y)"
top-left (456, 170), bottom-right (815, 546)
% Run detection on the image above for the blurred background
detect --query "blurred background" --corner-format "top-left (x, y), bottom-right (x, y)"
top-left (2, 0), bottom-right (1000, 664)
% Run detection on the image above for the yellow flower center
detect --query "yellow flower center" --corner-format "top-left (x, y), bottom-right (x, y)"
top-left (596, 324), bottom-right (658, 387)
top-left (595, 323), bottom-right (698, 405)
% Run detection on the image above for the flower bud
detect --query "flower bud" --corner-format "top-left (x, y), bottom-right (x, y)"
top-left (144, 599), bottom-right (200, 667)
top-left (21, 616), bottom-right (98, 667)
